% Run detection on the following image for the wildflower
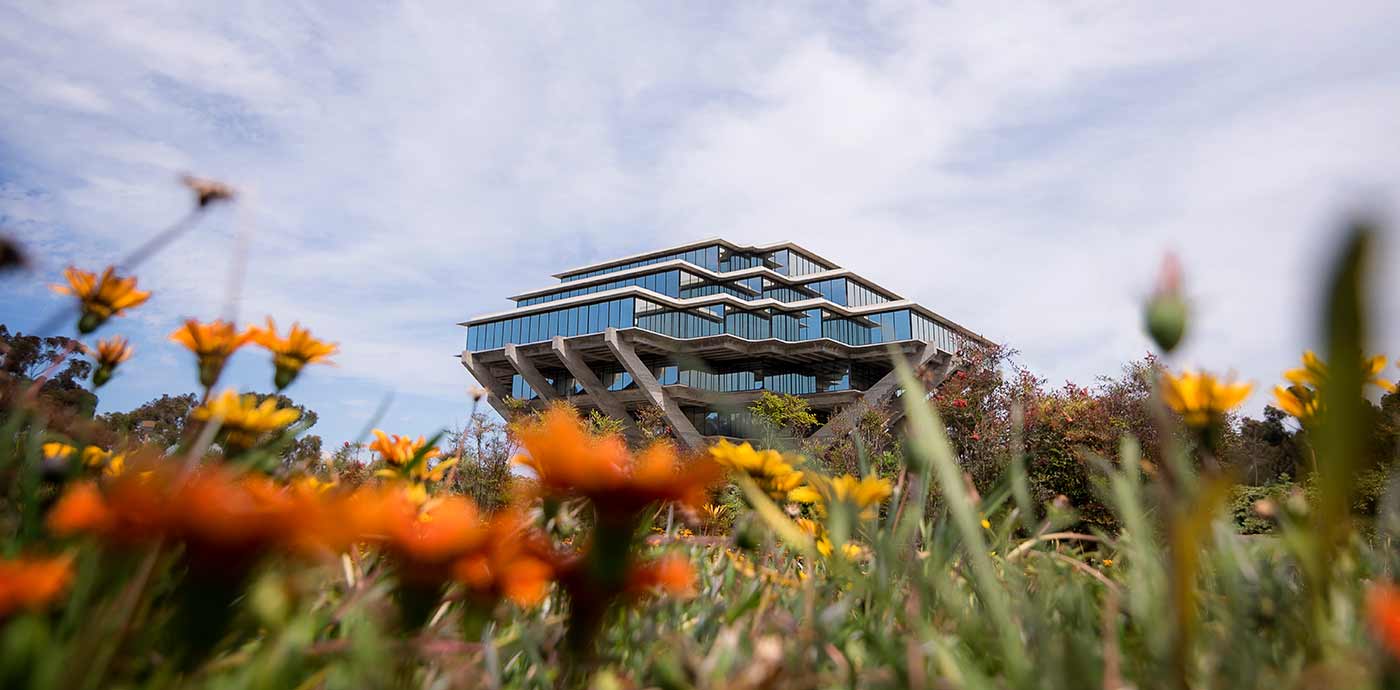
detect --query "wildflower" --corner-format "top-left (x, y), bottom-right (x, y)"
top-left (42, 442), bottom-right (77, 462)
top-left (80, 446), bottom-right (125, 477)
top-left (1144, 252), bottom-right (1188, 353)
top-left (181, 174), bottom-right (236, 207)
top-left (170, 319), bottom-right (255, 388)
top-left (709, 439), bottom-right (806, 501)
top-left (191, 389), bottom-right (301, 455)
top-left (514, 406), bottom-right (721, 523)
top-left (369, 430), bottom-right (454, 500)
top-left (1273, 384), bottom-right (1320, 425)
top-left (0, 554), bottom-right (74, 617)
top-left (87, 336), bottom-right (133, 387)
top-left (1368, 583), bottom-right (1400, 661)
top-left (450, 509), bottom-right (555, 606)
top-left (981, 518), bottom-right (992, 530)
top-left (50, 266), bottom-right (151, 333)
top-left (625, 554), bottom-right (697, 598)
top-left (794, 473), bottom-right (894, 520)
top-left (251, 318), bottom-right (338, 390)
top-left (1284, 350), bottom-right (1395, 393)
top-left (1159, 369), bottom-right (1252, 429)
top-left (1102, 559), bottom-right (1114, 567)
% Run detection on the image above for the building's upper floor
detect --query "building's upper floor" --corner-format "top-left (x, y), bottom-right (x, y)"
top-left (461, 239), bottom-right (988, 355)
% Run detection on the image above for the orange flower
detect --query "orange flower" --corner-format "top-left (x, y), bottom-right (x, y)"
top-left (450, 509), bottom-right (555, 606)
top-left (251, 317), bottom-right (338, 390)
top-left (88, 336), bottom-right (134, 387)
top-left (170, 319), bottom-right (255, 387)
top-left (625, 554), bottom-right (696, 599)
top-left (0, 554), bottom-right (74, 617)
top-left (1369, 583), bottom-right (1400, 660)
top-left (513, 406), bottom-right (721, 522)
top-left (50, 266), bottom-right (151, 333)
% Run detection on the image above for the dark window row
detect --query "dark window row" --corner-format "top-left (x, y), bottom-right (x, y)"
top-left (559, 246), bottom-right (721, 283)
top-left (519, 270), bottom-right (681, 306)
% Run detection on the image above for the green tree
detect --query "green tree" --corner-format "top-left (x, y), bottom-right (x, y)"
top-left (0, 324), bottom-right (97, 419)
top-left (748, 391), bottom-right (818, 439)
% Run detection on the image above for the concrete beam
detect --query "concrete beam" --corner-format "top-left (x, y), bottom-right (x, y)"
top-left (460, 351), bottom-right (513, 419)
top-left (551, 336), bottom-right (641, 440)
top-left (810, 343), bottom-right (945, 441)
top-left (603, 328), bottom-right (706, 451)
top-left (504, 344), bottom-right (560, 403)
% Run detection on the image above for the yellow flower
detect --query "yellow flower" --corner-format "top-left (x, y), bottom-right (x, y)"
top-left (709, 439), bottom-right (807, 501)
top-left (251, 317), bottom-right (338, 390)
top-left (369, 429), bottom-right (441, 467)
top-left (981, 518), bottom-right (992, 530)
top-left (1285, 350), bottom-right (1395, 393)
top-left (87, 336), bottom-right (133, 387)
top-left (828, 474), bottom-right (894, 519)
top-left (192, 389), bottom-right (302, 454)
top-left (1102, 558), bottom-right (1114, 567)
top-left (79, 446), bottom-right (125, 477)
top-left (170, 319), bottom-right (255, 388)
top-left (1273, 384), bottom-right (1320, 425)
top-left (50, 266), bottom-right (151, 333)
top-left (1159, 369), bottom-right (1253, 429)
top-left (41, 442), bottom-right (76, 461)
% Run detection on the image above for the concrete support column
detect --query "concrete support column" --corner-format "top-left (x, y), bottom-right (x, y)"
top-left (551, 336), bottom-right (641, 440)
top-left (504, 344), bottom-right (560, 404)
top-left (810, 343), bottom-right (947, 441)
top-left (460, 351), bottom-right (514, 419)
top-left (603, 328), bottom-right (705, 451)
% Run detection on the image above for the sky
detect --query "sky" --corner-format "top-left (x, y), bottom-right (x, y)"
top-left (2, 1), bottom-right (1399, 446)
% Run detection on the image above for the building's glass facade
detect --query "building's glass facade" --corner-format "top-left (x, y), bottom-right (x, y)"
top-left (465, 240), bottom-right (981, 444)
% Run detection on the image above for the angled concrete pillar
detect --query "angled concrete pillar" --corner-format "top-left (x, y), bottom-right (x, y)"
top-left (810, 343), bottom-right (947, 441)
top-left (504, 344), bottom-right (560, 403)
top-left (460, 351), bottom-right (513, 419)
top-left (551, 336), bottom-right (641, 439)
top-left (603, 328), bottom-right (705, 451)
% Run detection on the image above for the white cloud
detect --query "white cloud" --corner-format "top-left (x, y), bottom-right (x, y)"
top-left (2, 0), bottom-right (1398, 442)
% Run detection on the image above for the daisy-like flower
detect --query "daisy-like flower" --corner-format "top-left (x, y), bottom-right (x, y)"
top-left (79, 446), bottom-right (125, 477)
top-left (41, 442), bottom-right (77, 462)
top-left (790, 473), bottom-right (894, 520)
top-left (1159, 369), bottom-right (1253, 430)
top-left (1273, 384), bottom-right (1320, 425)
top-left (88, 336), bottom-right (133, 387)
top-left (0, 554), bottom-right (74, 617)
top-left (1285, 350), bottom-right (1395, 393)
top-left (181, 174), bottom-right (236, 207)
top-left (369, 430), bottom-right (455, 500)
top-left (191, 389), bottom-right (301, 455)
top-left (251, 318), bottom-right (338, 390)
top-left (50, 266), bottom-right (151, 333)
top-left (708, 439), bottom-right (806, 501)
top-left (170, 319), bottom-right (255, 388)
top-left (513, 405), bottom-right (722, 525)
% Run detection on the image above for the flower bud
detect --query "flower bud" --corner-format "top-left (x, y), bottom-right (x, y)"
top-left (1145, 253), bottom-right (1188, 353)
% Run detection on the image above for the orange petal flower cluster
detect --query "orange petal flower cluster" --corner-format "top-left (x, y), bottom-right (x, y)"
top-left (45, 467), bottom-right (553, 605)
top-left (0, 554), bottom-right (74, 617)
top-left (50, 266), bottom-right (150, 333)
top-left (513, 405), bottom-right (722, 522)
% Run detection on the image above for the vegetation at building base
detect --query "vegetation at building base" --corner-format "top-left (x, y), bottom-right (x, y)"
top-left (2, 179), bottom-right (1400, 689)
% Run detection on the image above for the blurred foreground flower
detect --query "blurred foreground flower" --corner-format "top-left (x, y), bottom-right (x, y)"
top-left (50, 266), bottom-right (150, 333)
top-left (1273, 384), bottom-right (1320, 425)
top-left (0, 554), bottom-right (74, 617)
top-left (513, 405), bottom-right (721, 524)
top-left (1144, 253), bottom-right (1188, 353)
top-left (1159, 369), bottom-right (1252, 430)
top-left (170, 319), bottom-right (255, 388)
top-left (1368, 584), bottom-right (1400, 661)
top-left (88, 336), bottom-right (133, 387)
top-left (251, 317), bottom-right (338, 390)
top-left (1284, 350), bottom-right (1395, 393)
top-left (709, 439), bottom-right (805, 501)
top-left (192, 389), bottom-right (301, 455)
top-left (181, 174), bottom-right (236, 208)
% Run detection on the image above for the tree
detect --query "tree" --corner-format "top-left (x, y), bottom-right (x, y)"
top-left (748, 391), bottom-right (818, 439)
top-left (99, 393), bottom-right (198, 450)
top-left (0, 324), bottom-right (97, 419)
top-left (447, 411), bottom-right (515, 511)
